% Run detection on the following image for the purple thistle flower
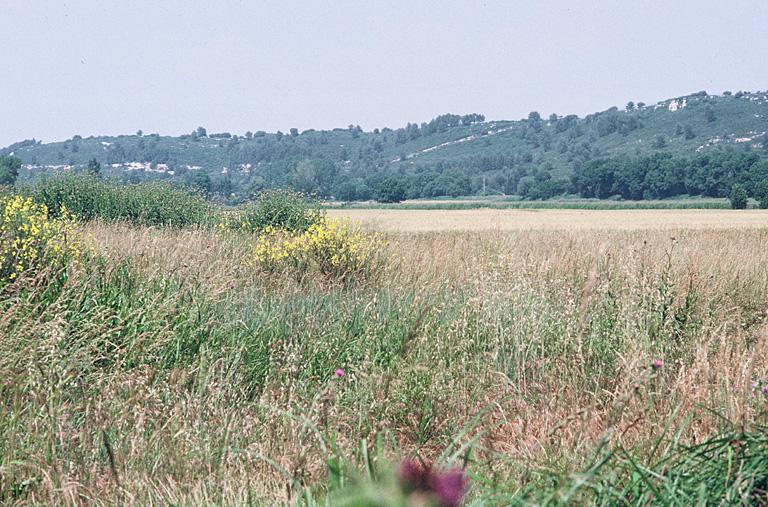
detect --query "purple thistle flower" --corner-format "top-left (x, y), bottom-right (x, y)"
top-left (334, 368), bottom-right (345, 378)
top-left (398, 460), bottom-right (431, 492)
top-left (762, 385), bottom-right (768, 395)
top-left (430, 469), bottom-right (468, 507)
top-left (398, 460), bottom-right (468, 507)
top-left (651, 359), bottom-right (663, 370)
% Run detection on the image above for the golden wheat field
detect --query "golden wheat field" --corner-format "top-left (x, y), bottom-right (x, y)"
top-left (327, 208), bottom-right (768, 232)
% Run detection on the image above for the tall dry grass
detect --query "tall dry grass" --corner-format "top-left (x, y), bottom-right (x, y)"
top-left (1, 221), bottom-right (768, 504)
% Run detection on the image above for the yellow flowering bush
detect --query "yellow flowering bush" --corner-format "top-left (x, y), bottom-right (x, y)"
top-left (253, 219), bottom-right (382, 280)
top-left (0, 195), bottom-right (82, 284)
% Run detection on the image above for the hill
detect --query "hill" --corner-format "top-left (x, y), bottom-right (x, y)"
top-left (4, 90), bottom-right (768, 202)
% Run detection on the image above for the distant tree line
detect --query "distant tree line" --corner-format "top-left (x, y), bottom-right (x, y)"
top-left (572, 151), bottom-right (768, 200)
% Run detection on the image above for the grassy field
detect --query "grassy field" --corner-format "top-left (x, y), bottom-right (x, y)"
top-left (328, 208), bottom-right (768, 232)
top-left (2, 201), bottom-right (768, 505)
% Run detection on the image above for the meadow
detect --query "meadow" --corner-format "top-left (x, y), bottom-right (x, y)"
top-left (328, 208), bottom-right (768, 232)
top-left (1, 180), bottom-right (768, 505)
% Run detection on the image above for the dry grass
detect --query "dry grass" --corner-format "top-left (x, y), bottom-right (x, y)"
top-left (328, 208), bottom-right (768, 232)
top-left (2, 217), bottom-right (768, 505)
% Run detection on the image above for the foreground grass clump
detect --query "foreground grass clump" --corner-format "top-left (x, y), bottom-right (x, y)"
top-left (29, 174), bottom-right (214, 227)
top-left (0, 194), bottom-right (82, 284)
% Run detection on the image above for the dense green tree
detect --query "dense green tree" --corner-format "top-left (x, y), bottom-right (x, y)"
top-left (729, 184), bottom-right (748, 209)
top-left (292, 159), bottom-right (319, 194)
top-left (188, 171), bottom-right (212, 195)
top-left (705, 106), bottom-right (717, 123)
top-left (0, 155), bottom-right (21, 186)
top-left (86, 158), bottom-right (101, 177)
top-left (335, 179), bottom-right (371, 201)
top-left (755, 179), bottom-right (768, 209)
top-left (376, 177), bottom-right (406, 203)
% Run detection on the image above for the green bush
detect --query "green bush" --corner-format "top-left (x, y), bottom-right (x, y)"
top-left (29, 175), bottom-right (214, 227)
top-left (376, 177), bottom-right (406, 203)
top-left (220, 189), bottom-right (323, 233)
top-left (729, 184), bottom-right (748, 209)
top-left (0, 155), bottom-right (21, 186)
top-left (755, 178), bottom-right (768, 209)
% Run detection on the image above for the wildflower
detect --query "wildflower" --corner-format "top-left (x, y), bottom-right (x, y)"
top-left (762, 385), bottom-right (768, 395)
top-left (335, 368), bottom-right (345, 378)
top-left (651, 359), bottom-right (663, 370)
top-left (397, 459), bottom-right (468, 507)
top-left (431, 469), bottom-right (468, 507)
top-left (1, 195), bottom-right (82, 284)
top-left (398, 460), bottom-right (432, 493)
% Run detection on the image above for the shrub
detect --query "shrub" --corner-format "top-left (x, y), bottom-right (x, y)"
top-left (220, 189), bottom-right (323, 233)
top-left (252, 218), bottom-right (382, 281)
top-left (729, 184), bottom-right (748, 209)
top-left (756, 178), bottom-right (768, 209)
top-left (0, 155), bottom-right (21, 186)
top-left (29, 175), bottom-right (214, 227)
top-left (0, 195), bottom-right (82, 285)
top-left (377, 177), bottom-right (406, 203)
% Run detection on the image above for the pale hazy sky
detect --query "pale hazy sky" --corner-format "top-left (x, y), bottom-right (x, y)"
top-left (2, 0), bottom-right (767, 146)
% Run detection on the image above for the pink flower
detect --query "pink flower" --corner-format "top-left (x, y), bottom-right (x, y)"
top-left (651, 359), bottom-right (663, 370)
top-left (334, 368), bottom-right (345, 378)
top-left (430, 469), bottom-right (468, 507)
top-left (397, 460), bottom-right (468, 507)
top-left (398, 460), bottom-right (431, 492)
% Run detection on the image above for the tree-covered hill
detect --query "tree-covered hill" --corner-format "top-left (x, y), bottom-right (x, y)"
top-left (5, 90), bottom-right (768, 202)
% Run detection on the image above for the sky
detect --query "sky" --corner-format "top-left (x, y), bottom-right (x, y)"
top-left (2, 0), bottom-right (768, 147)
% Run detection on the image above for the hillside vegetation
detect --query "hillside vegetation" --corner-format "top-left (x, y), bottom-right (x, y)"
top-left (5, 90), bottom-right (768, 202)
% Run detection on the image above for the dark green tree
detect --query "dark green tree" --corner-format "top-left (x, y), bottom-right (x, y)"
top-left (755, 178), bottom-right (768, 209)
top-left (705, 106), bottom-right (717, 123)
top-left (87, 158), bottom-right (101, 177)
top-left (188, 171), bottom-right (212, 195)
top-left (729, 184), bottom-right (748, 209)
top-left (376, 177), bottom-right (406, 203)
top-left (0, 155), bottom-right (21, 186)
top-left (652, 135), bottom-right (667, 149)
